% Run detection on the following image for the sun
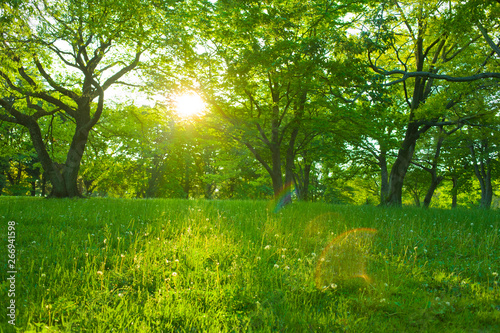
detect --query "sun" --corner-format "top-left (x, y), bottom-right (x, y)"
top-left (174, 92), bottom-right (205, 118)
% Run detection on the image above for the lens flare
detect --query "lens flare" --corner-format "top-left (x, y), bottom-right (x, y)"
top-left (269, 184), bottom-right (295, 213)
top-left (315, 228), bottom-right (377, 290)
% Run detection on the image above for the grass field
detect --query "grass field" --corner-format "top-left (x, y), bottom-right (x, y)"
top-left (0, 197), bottom-right (499, 332)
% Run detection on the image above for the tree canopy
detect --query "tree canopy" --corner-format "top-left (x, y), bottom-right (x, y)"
top-left (1, 0), bottom-right (499, 208)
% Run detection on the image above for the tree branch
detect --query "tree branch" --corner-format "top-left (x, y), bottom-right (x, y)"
top-left (100, 50), bottom-right (142, 94)
top-left (477, 22), bottom-right (500, 58)
top-left (379, 70), bottom-right (500, 86)
top-left (34, 58), bottom-right (79, 100)
top-left (0, 99), bottom-right (21, 124)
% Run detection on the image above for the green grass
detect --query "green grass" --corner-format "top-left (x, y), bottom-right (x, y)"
top-left (0, 197), bottom-right (499, 332)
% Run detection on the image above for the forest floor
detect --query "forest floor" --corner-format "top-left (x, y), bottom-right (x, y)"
top-left (0, 197), bottom-right (499, 332)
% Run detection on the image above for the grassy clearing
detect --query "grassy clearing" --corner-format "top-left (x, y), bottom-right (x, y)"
top-left (0, 197), bottom-right (499, 332)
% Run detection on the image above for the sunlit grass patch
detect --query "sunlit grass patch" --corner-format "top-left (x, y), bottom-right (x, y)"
top-left (0, 198), bottom-right (499, 332)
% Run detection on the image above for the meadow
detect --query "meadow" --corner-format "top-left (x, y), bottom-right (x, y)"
top-left (0, 197), bottom-right (499, 332)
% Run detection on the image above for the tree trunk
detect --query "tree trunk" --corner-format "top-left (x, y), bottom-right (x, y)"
top-left (423, 174), bottom-right (444, 208)
top-left (469, 139), bottom-right (493, 209)
top-left (57, 126), bottom-right (89, 197)
top-left (283, 126), bottom-right (299, 205)
top-left (413, 193), bottom-right (420, 207)
top-left (30, 180), bottom-right (36, 196)
top-left (451, 177), bottom-right (458, 208)
top-left (270, 143), bottom-right (283, 198)
top-left (386, 123), bottom-right (420, 206)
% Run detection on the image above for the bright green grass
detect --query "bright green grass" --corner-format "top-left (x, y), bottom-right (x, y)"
top-left (0, 197), bottom-right (499, 332)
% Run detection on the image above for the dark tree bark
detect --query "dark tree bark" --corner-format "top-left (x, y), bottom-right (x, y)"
top-left (469, 139), bottom-right (494, 209)
top-left (423, 174), bottom-right (444, 208)
top-left (451, 177), bottom-right (458, 208)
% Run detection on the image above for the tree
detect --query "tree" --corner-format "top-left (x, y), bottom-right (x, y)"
top-left (193, 0), bottom-right (367, 200)
top-left (0, 0), bottom-right (183, 197)
top-left (364, 0), bottom-right (500, 206)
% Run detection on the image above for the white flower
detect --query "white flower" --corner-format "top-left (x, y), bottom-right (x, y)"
top-left (97, 271), bottom-right (103, 275)
top-left (274, 264), bottom-right (279, 269)
top-left (172, 272), bottom-right (178, 277)
top-left (264, 245), bottom-right (271, 250)
top-left (311, 253), bottom-right (317, 257)
top-left (285, 266), bottom-right (290, 270)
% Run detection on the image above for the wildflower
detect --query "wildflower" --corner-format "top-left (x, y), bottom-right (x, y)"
top-left (330, 283), bottom-right (337, 289)
top-left (264, 245), bottom-right (271, 250)
top-left (380, 298), bottom-right (386, 303)
top-left (285, 266), bottom-right (290, 270)
top-left (121, 254), bottom-right (125, 258)
top-left (97, 271), bottom-right (103, 275)
top-left (493, 272), bottom-right (498, 277)
top-left (256, 257), bottom-right (261, 261)
top-left (311, 253), bottom-right (317, 257)
top-left (274, 264), bottom-right (279, 269)
top-left (172, 272), bottom-right (178, 277)
top-left (445, 302), bottom-right (450, 306)
top-left (281, 255), bottom-right (286, 259)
